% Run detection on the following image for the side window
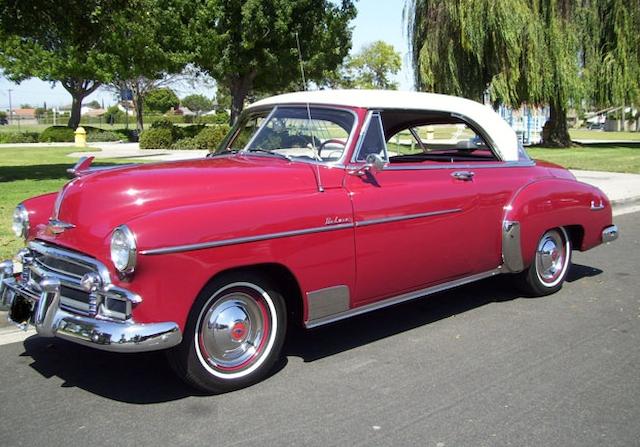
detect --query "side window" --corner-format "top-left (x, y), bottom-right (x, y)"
top-left (386, 121), bottom-right (497, 163)
top-left (355, 113), bottom-right (388, 162)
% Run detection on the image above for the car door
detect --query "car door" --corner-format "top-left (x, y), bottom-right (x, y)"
top-left (345, 112), bottom-right (481, 306)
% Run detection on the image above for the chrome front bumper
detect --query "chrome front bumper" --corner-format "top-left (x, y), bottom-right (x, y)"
top-left (0, 262), bottom-right (182, 353)
top-left (602, 225), bottom-right (619, 243)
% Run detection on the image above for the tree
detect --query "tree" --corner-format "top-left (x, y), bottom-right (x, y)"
top-left (191, 0), bottom-right (356, 123)
top-left (145, 88), bottom-right (180, 113)
top-left (0, 0), bottom-right (128, 128)
top-left (182, 94), bottom-right (214, 115)
top-left (407, 0), bottom-right (640, 146)
top-left (106, 0), bottom-right (191, 131)
top-left (347, 41), bottom-right (402, 89)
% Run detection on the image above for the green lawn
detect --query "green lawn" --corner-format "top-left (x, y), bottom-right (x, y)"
top-left (569, 129), bottom-right (640, 141)
top-left (0, 147), bottom-right (145, 260)
top-left (528, 144), bottom-right (640, 174)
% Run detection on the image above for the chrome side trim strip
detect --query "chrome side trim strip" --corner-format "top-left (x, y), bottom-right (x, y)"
top-left (140, 223), bottom-right (355, 255)
top-left (355, 208), bottom-right (462, 227)
top-left (305, 267), bottom-right (503, 328)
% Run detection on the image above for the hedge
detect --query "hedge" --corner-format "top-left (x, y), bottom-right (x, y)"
top-left (0, 132), bottom-right (40, 144)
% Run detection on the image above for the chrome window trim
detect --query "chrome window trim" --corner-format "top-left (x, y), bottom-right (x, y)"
top-left (350, 111), bottom-right (389, 163)
top-left (234, 105), bottom-right (359, 168)
top-left (346, 159), bottom-right (536, 172)
top-left (305, 267), bottom-right (503, 328)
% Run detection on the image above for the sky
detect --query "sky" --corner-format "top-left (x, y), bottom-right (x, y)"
top-left (0, 0), bottom-right (414, 109)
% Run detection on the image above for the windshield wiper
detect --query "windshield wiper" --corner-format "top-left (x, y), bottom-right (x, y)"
top-left (243, 148), bottom-right (292, 161)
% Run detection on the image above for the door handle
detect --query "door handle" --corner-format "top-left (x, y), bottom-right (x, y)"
top-left (452, 171), bottom-right (475, 181)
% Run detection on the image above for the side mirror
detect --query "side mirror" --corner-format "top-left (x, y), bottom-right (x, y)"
top-left (349, 153), bottom-right (386, 176)
top-left (365, 153), bottom-right (386, 172)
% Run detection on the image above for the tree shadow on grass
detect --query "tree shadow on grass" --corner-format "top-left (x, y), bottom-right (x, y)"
top-left (0, 162), bottom-right (126, 182)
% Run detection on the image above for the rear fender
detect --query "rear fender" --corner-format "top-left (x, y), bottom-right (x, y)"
top-left (502, 178), bottom-right (612, 270)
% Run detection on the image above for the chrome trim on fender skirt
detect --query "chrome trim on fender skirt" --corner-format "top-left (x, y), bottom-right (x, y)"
top-left (502, 220), bottom-right (524, 273)
top-left (0, 276), bottom-right (181, 352)
top-left (306, 285), bottom-right (350, 321)
top-left (355, 208), bottom-right (462, 227)
top-left (602, 225), bottom-right (619, 243)
top-left (305, 268), bottom-right (502, 328)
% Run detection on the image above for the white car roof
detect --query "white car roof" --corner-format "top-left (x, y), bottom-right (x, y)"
top-left (249, 89), bottom-right (519, 162)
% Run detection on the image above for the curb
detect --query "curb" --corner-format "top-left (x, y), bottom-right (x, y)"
top-left (611, 196), bottom-right (640, 216)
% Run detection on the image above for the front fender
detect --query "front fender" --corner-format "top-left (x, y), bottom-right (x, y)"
top-left (503, 178), bottom-right (613, 269)
top-left (21, 192), bottom-right (57, 240)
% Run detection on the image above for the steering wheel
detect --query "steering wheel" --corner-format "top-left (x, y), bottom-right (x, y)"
top-left (317, 139), bottom-right (347, 158)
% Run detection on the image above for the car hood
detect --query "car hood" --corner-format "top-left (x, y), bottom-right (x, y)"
top-left (42, 155), bottom-right (320, 248)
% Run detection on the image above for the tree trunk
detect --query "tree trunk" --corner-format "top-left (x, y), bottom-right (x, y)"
top-left (61, 79), bottom-right (101, 129)
top-left (229, 71), bottom-right (257, 125)
top-left (542, 101), bottom-right (572, 147)
top-left (68, 94), bottom-right (84, 129)
top-left (133, 93), bottom-right (145, 132)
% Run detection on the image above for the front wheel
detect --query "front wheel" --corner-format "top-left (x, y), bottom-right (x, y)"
top-left (167, 272), bottom-right (287, 393)
top-left (516, 227), bottom-right (572, 296)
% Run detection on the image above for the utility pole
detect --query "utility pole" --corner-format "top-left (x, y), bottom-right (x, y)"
top-left (7, 89), bottom-right (13, 125)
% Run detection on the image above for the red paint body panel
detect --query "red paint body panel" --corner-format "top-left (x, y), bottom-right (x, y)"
top-left (16, 106), bottom-right (614, 331)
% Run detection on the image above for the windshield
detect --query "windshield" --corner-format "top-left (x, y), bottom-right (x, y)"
top-left (218, 106), bottom-right (356, 164)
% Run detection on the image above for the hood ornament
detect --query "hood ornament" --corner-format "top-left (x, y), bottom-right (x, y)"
top-left (47, 218), bottom-right (75, 235)
top-left (67, 156), bottom-right (95, 177)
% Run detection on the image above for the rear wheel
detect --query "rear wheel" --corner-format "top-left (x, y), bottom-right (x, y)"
top-left (167, 272), bottom-right (286, 393)
top-left (517, 227), bottom-right (571, 296)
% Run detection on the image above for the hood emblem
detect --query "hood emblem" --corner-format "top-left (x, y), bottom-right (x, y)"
top-left (47, 218), bottom-right (75, 235)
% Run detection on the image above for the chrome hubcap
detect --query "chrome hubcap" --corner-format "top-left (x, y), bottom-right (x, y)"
top-left (536, 229), bottom-right (568, 285)
top-left (197, 290), bottom-right (270, 372)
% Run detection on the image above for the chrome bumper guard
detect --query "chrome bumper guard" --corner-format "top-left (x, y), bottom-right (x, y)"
top-left (0, 262), bottom-right (182, 352)
top-left (602, 225), bottom-right (619, 243)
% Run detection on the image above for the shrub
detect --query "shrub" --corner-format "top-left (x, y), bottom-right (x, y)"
top-left (139, 127), bottom-right (173, 149)
top-left (150, 117), bottom-right (174, 129)
top-left (198, 112), bottom-right (230, 125)
top-left (178, 124), bottom-right (206, 139)
top-left (171, 137), bottom-right (200, 150)
top-left (192, 124), bottom-right (231, 151)
top-left (87, 130), bottom-right (123, 142)
top-left (0, 132), bottom-right (39, 144)
top-left (39, 126), bottom-right (75, 142)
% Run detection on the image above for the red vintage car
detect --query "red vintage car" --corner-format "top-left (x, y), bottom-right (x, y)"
top-left (0, 90), bottom-right (618, 393)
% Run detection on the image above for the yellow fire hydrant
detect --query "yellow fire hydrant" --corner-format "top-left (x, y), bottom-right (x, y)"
top-left (74, 127), bottom-right (87, 148)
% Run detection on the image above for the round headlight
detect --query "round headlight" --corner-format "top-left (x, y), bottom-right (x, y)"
top-left (110, 225), bottom-right (137, 274)
top-left (12, 204), bottom-right (29, 239)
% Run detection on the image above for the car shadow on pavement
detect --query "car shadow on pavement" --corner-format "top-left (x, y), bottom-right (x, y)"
top-left (285, 263), bottom-right (603, 363)
top-left (17, 264), bottom-right (601, 403)
top-left (21, 337), bottom-right (205, 403)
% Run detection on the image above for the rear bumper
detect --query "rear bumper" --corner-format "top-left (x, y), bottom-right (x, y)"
top-left (602, 225), bottom-right (619, 243)
top-left (0, 262), bottom-right (181, 353)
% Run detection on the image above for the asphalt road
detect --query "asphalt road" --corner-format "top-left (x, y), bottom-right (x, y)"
top-left (0, 212), bottom-right (638, 447)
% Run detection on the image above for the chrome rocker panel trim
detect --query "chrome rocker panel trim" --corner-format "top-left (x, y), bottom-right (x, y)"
top-left (1, 276), bottom-right (182, 353)
top-left (305, 267), bottom-right (502, 328)
top-left (602, 225), bottom-right (619, 243)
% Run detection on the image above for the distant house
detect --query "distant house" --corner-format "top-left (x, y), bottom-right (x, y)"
top-left (10, 108), bottom-right (38, 125)
top-left (81, 106), bottom-right (106, 117)
top-left (170, 106), bottom-right (195, 116)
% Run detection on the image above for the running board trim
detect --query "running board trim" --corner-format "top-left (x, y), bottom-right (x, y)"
top-left (304, 267), bottom-right (503, 329)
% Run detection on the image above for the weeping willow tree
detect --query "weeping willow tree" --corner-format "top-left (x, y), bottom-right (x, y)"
top-left (586, 0), bottom-right (640, 131)
top-left (407, 0), bottom-right (640, 146)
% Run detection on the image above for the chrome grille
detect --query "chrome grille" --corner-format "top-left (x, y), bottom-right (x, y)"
top-left (25, 241), bottom-right (102, 316)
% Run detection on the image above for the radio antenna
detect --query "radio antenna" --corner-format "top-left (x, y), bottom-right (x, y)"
top-left (295, 32), bottom-right (324, 192)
